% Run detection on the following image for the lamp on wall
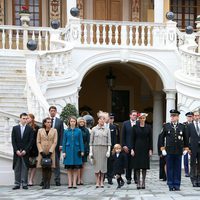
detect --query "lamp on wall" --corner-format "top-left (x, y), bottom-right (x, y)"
top-left (106, 68), bottom-right (116, 90)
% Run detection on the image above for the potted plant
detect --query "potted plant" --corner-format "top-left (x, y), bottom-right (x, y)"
top-left (19, 6), bottom-right (30, 27)
top-left (60, 103), bottom-right (79, 125)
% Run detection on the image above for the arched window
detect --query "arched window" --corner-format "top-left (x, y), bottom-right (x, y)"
top-left (13, 0), bottom-right (41, 26)
top-left (170, 0), bottom-right (198, 30)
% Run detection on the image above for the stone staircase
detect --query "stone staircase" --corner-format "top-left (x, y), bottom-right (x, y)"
top-left (0, 54), bottom-right (28, 185)
top-left (0, 55), bottom-right (28, 118)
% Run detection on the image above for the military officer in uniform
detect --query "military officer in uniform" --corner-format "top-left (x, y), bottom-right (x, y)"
top-left (160, 109), bottom-right (189, 191)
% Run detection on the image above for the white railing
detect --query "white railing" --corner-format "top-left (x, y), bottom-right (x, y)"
top-left (0, 25), bottom-right (62, 51)
top-left (38, 42), bottom-right (73, 83)
top-left (25, 54), bottom-right (50, 121)
top-left (62, 19), bottom-right (177, 49)
top-left (179, 49), bottom-right (200, 78)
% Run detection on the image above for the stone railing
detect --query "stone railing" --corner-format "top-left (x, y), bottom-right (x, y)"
top-left (62, 19), bottom-right (177, 49)
top-left (0, 111), bottom-right (19, 147)
top-left (179, 49), bottom-right (200, 78)
top-left (38, 42), bottom-right (73, 83)
top-left (177, 29), bottom-right (200, 79)
top-left (25, 36), bottom-right (73, 121)
top-left (0, 25), bottom-right (63, 51)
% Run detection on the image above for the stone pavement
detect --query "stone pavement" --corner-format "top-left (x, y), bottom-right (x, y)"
top-left (0, 162), bottom-right (199, 200)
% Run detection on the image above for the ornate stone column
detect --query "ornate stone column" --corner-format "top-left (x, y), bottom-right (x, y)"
top-left (154, 0), bottom-right (164, 23)
top-left (164, 89), bottom-right (176, 122)
top-left (153, 91), bottom-right (163, 155)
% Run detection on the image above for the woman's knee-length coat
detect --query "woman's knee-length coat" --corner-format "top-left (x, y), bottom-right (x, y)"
top-left (131, 124), bottom-right (153, 169)
top-left (37, 128), bottom-right (58, 168)
top-left (62, 128), bottom-right (84, 166)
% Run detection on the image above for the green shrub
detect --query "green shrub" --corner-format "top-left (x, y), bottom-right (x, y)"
top-left (60, 103), bottom-right (79, 125)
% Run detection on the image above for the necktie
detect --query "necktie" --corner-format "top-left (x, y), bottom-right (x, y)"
top-left (51, 118), bottom-right (54, 128)
top-left (196, 121), bottom-right (200, 135)
top-left (21, 125), bottom-right (25, 138)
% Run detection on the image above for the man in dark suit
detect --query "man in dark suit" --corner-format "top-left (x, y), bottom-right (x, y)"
top-left (49, 106), bottom-right (64, 186)
top-left (183, 112), bottom-right (194, 177)
top-left (187, 111), bottom-right (200, 187)
top-left (106, 113), bottom-right (120, 184)
top-left (122, 109), bottom-right (138, 184)
top-left (11, 113), bottom-right (34, 190)
top-left (160, 109), bottom-right (189, 191)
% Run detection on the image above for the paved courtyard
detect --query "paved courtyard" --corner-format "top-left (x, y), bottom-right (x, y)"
top-left (0, 162), bottom-right (199, 200)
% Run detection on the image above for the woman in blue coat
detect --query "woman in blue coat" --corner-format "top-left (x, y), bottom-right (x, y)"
top-left (62, 116), bottom-right (84, 188)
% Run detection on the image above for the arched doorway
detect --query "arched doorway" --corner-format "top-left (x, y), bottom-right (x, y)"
top-left (79, 62), bottom-right (165, 153)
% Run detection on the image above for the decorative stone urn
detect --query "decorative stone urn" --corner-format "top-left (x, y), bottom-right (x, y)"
top-left (19, 13), bottom-right (30, 27)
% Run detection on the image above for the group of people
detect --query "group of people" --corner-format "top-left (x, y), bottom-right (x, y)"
top-left (11, 106), bottom-right (64, 190)
top-left (158, 110), bottom-right (200, 191)
top-left (11, 105), bottom-right (200, 191)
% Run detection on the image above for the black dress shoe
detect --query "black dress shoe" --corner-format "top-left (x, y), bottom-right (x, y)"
top-left (193, 183), bottom-right (198, 187)
top-left (127, 180), bottom-right (131, 184)
top-left (117, 185), bottom-right (121, 189)
top-left (169, 187), bottom-right (174, 191)
top-left (22, 186), bottom-right (28, 190)
top-left (108, 181), bottom-right (113, 185)
top-left (12, 186), bottom-right (20, 190)
top-left (56, 182), bottom-right (61, 186)
top-left (174, 188), bottom-right (180, 191)
top-left (40, 181), bottom-right (44, 186)
top-left (120, 181), bottom-right (125, 187)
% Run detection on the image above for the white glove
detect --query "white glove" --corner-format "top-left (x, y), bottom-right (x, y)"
top-left (162, 149), bottom-right (167, 156)
top-left (89, 152), bottom-right (93, 159)
top-left (183, 150), bottom-right (188, 155)
top-left (106, 151), bottom-right (110, 158)
top-left (89, 146), bottom-right (93, 159)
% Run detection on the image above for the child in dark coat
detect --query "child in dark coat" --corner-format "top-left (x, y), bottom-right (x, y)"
top-left (111, 144), bottom-right (127, 188)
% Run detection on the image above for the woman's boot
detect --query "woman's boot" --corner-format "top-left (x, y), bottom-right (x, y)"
top-left (142, 169), bottom-right (146, 189)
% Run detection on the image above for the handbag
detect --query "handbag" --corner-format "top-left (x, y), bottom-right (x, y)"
top-left (41, 157), bottom-right (52, 168)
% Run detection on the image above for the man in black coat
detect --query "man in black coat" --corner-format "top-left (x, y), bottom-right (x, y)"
top-left (11, 113), bottom-right (34, 190)
top-left (122, 109), bottom-right (138, 184)
top-left (106, 113), bottom-right (120, 184)
top-left (49, 106), bottom-right (64, 186)
top-left (160, 109), bottom-right (189, 191)
top-left (183, 112), bottom-right (194, 177)
top-left (187, 111), bottom-right (200, 187)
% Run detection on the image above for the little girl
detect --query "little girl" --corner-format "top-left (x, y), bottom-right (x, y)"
top-left (111, 144), bottom-right (127, 189)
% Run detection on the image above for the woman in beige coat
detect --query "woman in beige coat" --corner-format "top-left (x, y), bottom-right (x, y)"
top-left (37, 117), bottom-right (57, 189)
top-left (89, 114), bottom-right (111, 188)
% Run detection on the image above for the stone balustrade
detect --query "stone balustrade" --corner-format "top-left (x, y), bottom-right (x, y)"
top-left (63, 19), bottom-right (177, 49)
top-left (0, 25), bottom-right (63, 51)
top-left (179, 49), bottom-right (200, 78)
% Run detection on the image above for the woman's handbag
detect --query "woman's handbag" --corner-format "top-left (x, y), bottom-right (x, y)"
top-left (41, 157), bottom-right (52, 168)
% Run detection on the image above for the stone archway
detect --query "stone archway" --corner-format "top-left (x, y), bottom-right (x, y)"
top-left (77, 50), bottom-right (177, 153)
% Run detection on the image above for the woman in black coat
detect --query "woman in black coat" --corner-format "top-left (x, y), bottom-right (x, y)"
top-left (130, 113), bottom-right (153, 189)
top-left (27, 113), bottom-right (40, 186)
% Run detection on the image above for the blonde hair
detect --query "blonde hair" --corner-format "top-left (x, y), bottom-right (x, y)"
top-left (112, 144), bottom-right (122, 155)
top-left (77, 117), bottom-right (86, 125)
